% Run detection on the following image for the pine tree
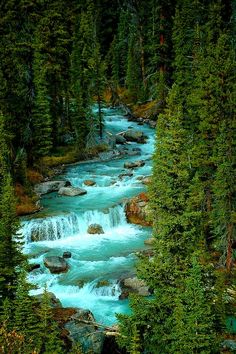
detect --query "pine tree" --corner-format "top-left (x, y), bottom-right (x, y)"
top-left (170, 256), bottom-right (218, 353)
top-left (71, 1), bottom-right (96, 149)
top-left (0, 113), bottom-right (24, 303)
top-left (13, 267), bottom-right (41, 351)
top-left (32, 26), bottom-right (53, 159)
top-left (37, 287), bottom-right (64, 353)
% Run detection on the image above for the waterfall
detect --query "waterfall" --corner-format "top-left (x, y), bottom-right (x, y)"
top-left (21, 204), bottom-right (127, 243)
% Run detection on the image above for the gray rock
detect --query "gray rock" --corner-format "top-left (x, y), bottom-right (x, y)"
top-left (58, 187), bottom-right (87, 197)
top-left (115, 134), bottom-right (127, 144)
top-left (142, 176), bottom-right (151, 185)
top-left (149, 120), bottom-right (157, 129)
top-left (34, 181), bottom-right (70, 195)
top-left (87, 224), bottom-right (104, 234)
top-left (119, 172), bottom-right (134, 179)
top-left (221, 340), bottom-right (236, 350)
top-left (144, 238), bottom-right (156, 246)
top-left (119, 277), bottom-right (150, 299)
top-left (123, 129), bottom-right (147, 143)
top-left (34, 292), bottom-right (62, 308)
top-left (124, 160), bottom-right (145, 169)
top-left (126, 150), bottom-right (141, 157)
top-left (65, 308), bottom-right (105, 354)
top-left (44, 256), bottom-right (69, 274)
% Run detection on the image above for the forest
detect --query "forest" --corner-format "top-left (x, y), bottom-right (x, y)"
top-left (0, 0), bottom-right (236, 353)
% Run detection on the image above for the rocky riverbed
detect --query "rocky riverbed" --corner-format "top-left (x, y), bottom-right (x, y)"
top-left (21, 107), bottom-right (155, 336)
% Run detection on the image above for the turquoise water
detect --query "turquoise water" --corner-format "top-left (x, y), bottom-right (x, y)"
top-left (21, 107), bottom-right (155, 325)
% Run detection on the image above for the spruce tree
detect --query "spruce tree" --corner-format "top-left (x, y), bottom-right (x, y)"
top-left (0, 113), bottom-right (24, 303)
top-left (37, 287), bottom-right (64, 354)
top-left (32, 27), bottom-right (53, 159)
top-left (13, 268), bottom-right (41, 351)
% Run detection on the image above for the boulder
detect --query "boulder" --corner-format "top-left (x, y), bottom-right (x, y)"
top-left (63, 251), bottom-right (72, 259)
top-left (149, 120), bottom-right (157, 129)
top-left (142, 176), bottom-right (151, 185)
top-left (115, 134), bottom-right (127, 144)
top-left (221, 340), bottom-right (236, 351)
top-left (34, 292), bottom-right (62, 308)
top-left (132, 147), bottom-right (142, 152)
top-left (137, 249), bottom-right (155, 258)
top-left (87, 224), bottom-right (104, 234)
top-left (119, 172), bottom-right (133, 179)
top-left (44, 256), bottom-right (69, 274)
top-left (119, 277), bottom-right (150, 299)
top-left (84, 180), bottom-right (96, 186)
top-left (58, 187), bottom-right (87, 197)
top-left (123, 129), bottom-right (147, 143)
top-left (125, 192), bottom-right (152, 226)
top-left (53, 307), bottom-right (105, 354)
top-left (144, 237), bottom-right (156, 246)
top-left (124, 160), bottom-right (145, 169)
top-left (34, 180), bottom-right (71, 195)
top-left (126, 150), bottom-right (141, 157)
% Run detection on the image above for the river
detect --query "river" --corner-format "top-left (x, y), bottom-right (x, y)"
top-left (20, 107), bottom-right (155, 325)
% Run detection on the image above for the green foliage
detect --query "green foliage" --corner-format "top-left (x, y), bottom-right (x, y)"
top-left (0, 114), bottom-right (24, 302)
top-left (37, 287), bottom-right (64, 354)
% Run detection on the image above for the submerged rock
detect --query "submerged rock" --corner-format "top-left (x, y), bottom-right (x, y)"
top-left (34, 180), bottom-right (71, 195)
top-left (44, 256), bottom-right (69, 274)
top-left (84, 180), bottom-right (96, 186)
top-left (119, 277), bottom-right (150, 299)
top-left (58, 187), bottom-right (87, 197)
top-left (87, 224), bottom-right (104, 234)
top-left (119, 172), bottom-right (133, 179)
top-left (124, 160), bottom-right (145, 169)
top-left (125, 192), bottom-right (152, 226)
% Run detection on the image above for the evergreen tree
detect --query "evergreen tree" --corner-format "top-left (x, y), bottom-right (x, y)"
top-left (37, 287), bottom-right (64, 353)
top-left (0, 113), bottom-right (24, 302)
top-left (13, 267), bottom-right (41, 351)
top-left (32, 25), bottom-right (53, 159)
top-left (71, 0), bottom-right (98, 149)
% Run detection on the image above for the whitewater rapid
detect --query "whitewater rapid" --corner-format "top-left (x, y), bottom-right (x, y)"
top-left (21, 107), bottom-right (155, 325)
